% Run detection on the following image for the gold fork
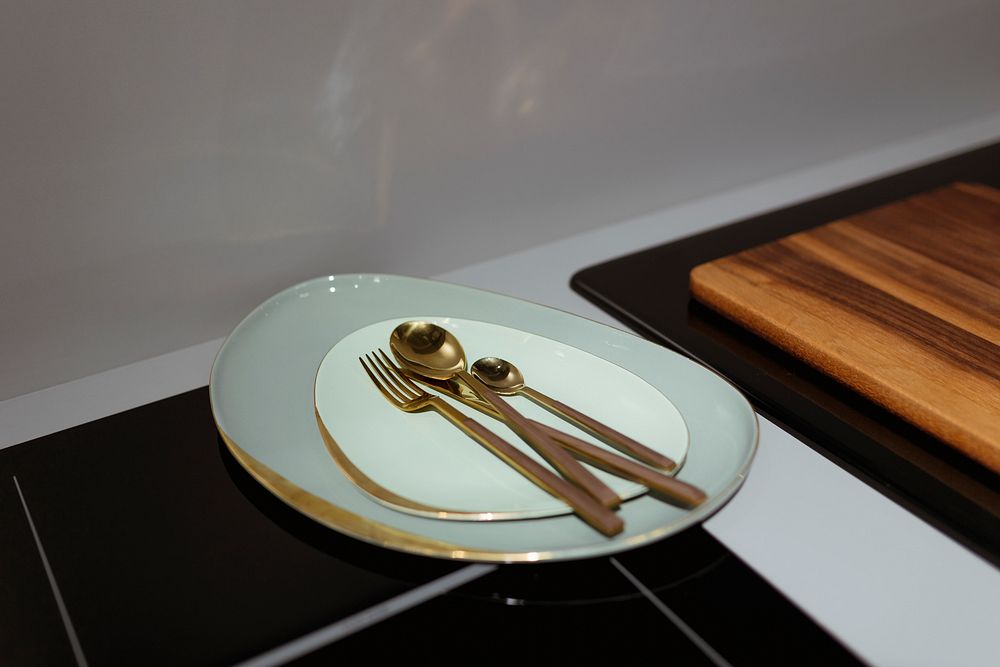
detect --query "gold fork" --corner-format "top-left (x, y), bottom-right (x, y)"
top-left (360, 350), bottom-right (624, 537)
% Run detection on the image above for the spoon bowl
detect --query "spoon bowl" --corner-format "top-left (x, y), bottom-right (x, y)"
top-left (390, 321), bottom-right (466, 380)
top-left (471, 357), bottom-right (524, 394)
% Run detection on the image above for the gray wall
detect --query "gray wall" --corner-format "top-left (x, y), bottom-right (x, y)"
top-left (3, 0), bottom-right (1000, 398)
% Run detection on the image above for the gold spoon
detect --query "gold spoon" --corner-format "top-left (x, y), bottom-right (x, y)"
top-left (389, 321), bottom-right (622, 512)
top-left (471, 356), bottom-right (677, 471)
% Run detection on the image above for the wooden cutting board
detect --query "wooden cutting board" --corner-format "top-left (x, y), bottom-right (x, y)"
top-left (690, 182), bottom-right (1000, 473)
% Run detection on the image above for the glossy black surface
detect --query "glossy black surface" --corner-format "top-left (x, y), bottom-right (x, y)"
top-left (2, 386), bottom-right (858, 663)
top-left (571, 142), bottom-right (1000, 565)
top-left (297, 528), bottom-right (861, 665)
top-left (0, 389), bottom-right (456, 665)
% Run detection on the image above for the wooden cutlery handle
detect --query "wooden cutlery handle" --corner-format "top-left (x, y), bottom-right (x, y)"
top-left (458, 372), bottom-right (622, 510)
top-left (522, 387), bottom-right (677, 471)
top-left (531, 420), bottom-right (706, 509)
top-left (436, 403), bottom-right (624, 536)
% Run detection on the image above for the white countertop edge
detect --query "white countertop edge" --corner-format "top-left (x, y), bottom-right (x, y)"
top-left (3, 113), bottom-right (1000, 666)
top-left (0, 338), bottom-right (223, 450)
top-left (710, 417), bottom-right (999, 667)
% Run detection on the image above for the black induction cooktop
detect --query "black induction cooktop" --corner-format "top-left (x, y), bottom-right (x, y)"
top-left (2, 387), bottom-right (859, 664)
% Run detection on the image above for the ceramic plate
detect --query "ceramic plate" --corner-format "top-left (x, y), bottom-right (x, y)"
top-left (209, 274), bottom-right (758, 562)
top-left (314, 317), bottom-right (689, 520)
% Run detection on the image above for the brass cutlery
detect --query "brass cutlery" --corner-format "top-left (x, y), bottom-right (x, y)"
top-left (388, 321), bottom-right (622, 509)
top-left (359, 350), bottom-right (624, 537)
top-left (358, 319), bottom-right (708, 535)
top-left (397, 366), bottom-right (707, 509)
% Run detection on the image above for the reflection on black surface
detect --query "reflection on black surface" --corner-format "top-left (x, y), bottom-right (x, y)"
top-left (302, 589), bottom-right (724, 666)
top-left (219, 435), bottom-right (733, 606)
top-left (455, 530), bottom-right (729, 607)
top-left (220, 434), bottom-right (715, 605)
top-left (217, 435), bottom-right (464, 585)
top-left (615, 536), bottom-right (865, 666)
top-left (294, 527), bottom-right (861, 665)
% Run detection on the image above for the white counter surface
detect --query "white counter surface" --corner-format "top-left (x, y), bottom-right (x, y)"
top-left (3, 115), bottom-right (999, 667)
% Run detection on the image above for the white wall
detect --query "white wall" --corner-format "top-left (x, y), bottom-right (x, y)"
top-left (3, 0), bottom-right (999, 399)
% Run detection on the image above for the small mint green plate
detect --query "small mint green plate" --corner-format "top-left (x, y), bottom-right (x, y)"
top-left (314, 317), bottom-right (690, 521)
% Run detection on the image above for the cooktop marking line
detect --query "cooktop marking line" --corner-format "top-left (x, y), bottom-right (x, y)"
top-left (13, 475), bottom-right (89, 667)
top-left (611, 556), bottom-right (733, 667)
top-left (233, 563), bottom-right (496, 667)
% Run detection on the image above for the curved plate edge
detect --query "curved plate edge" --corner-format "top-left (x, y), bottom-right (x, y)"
top-left (209, 274), bottom-right (761, 562)
top-left (217, 416), bottom-right (758, 563)
top-left (314, 405), bottom-right (563, 521)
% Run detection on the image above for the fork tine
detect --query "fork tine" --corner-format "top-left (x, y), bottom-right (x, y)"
top-left (377, 349), bottom-right (424, 394)
top-left (364, 353), bottom-right (412, 403)
top-left (371, 350), bottom-right (419, 400)
top-left (360, 355), bottom-right (406, 405)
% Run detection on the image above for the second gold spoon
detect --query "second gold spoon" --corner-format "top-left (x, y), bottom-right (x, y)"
top-left (471, 356), bottom-right (677, 471)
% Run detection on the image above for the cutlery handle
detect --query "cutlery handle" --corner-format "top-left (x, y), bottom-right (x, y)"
top-left (531, 420), bottom-right (707, 509)
top-left (434, 401), bottom-right (624, 537)
top-left (457, 371), bottom-right (622, 510)
top-left (521, 387), bottom-right (677, 471)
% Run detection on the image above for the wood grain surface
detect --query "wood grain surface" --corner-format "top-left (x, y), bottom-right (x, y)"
top-left (690, 183), bottom-right (1000, 473)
